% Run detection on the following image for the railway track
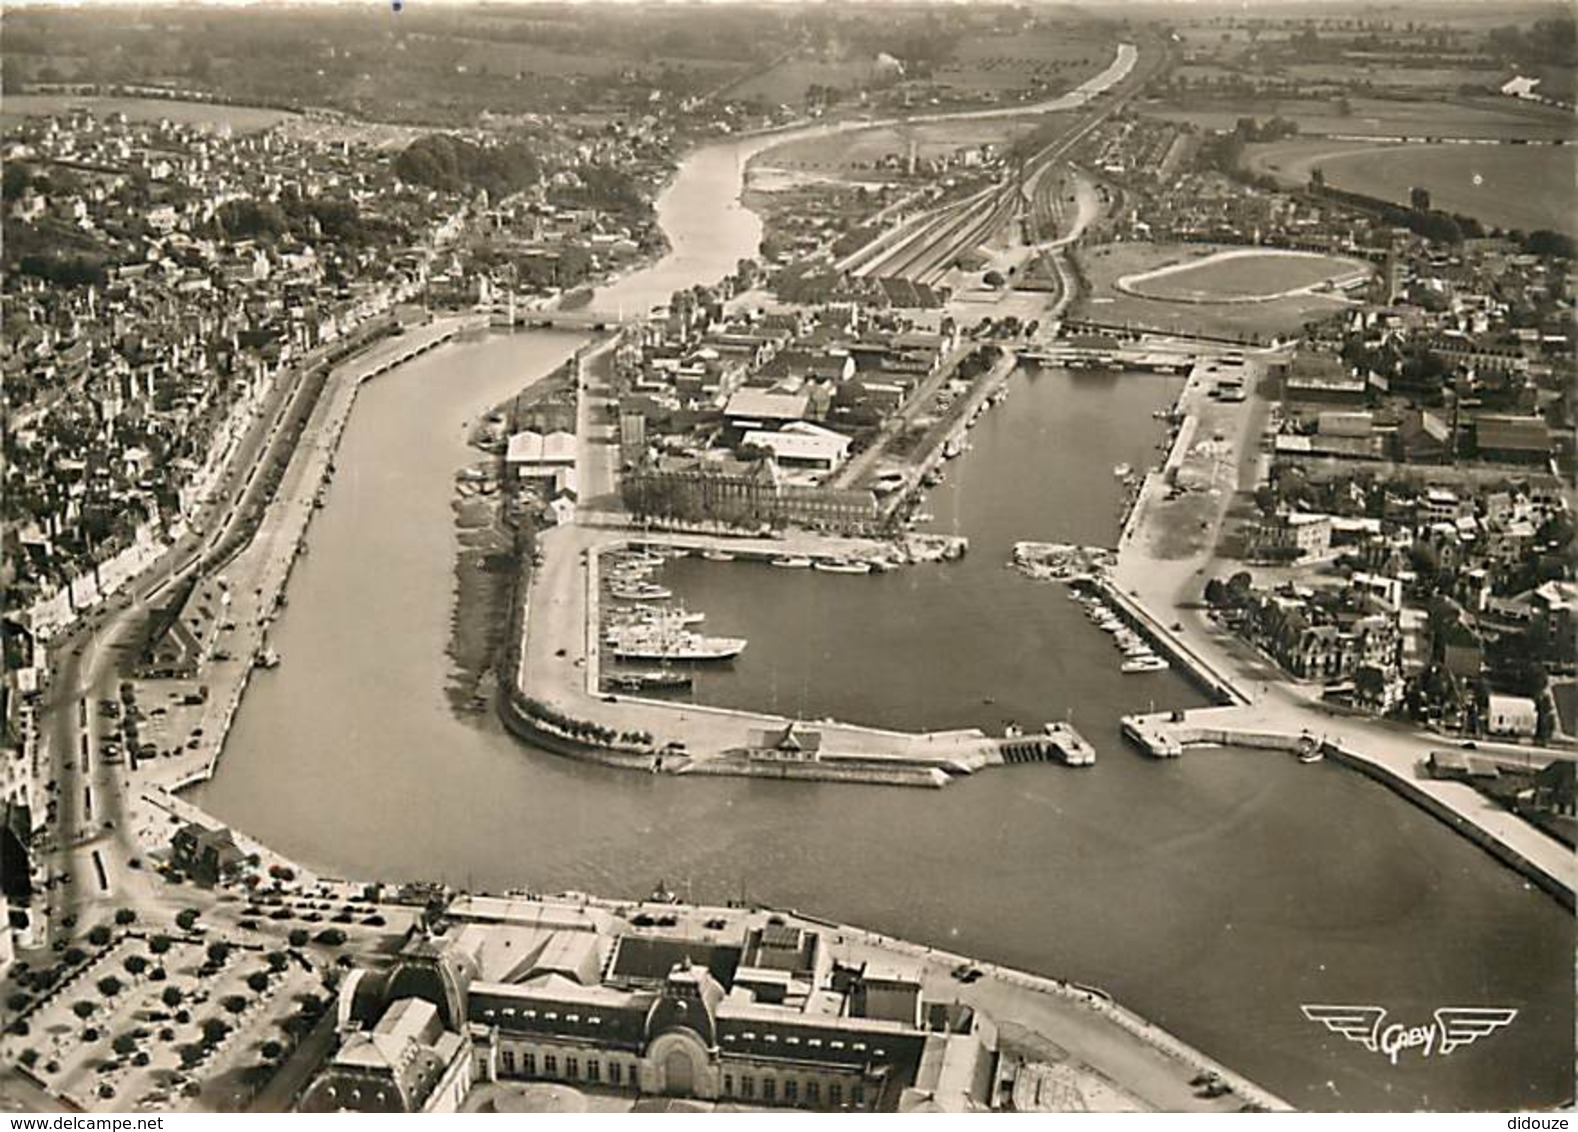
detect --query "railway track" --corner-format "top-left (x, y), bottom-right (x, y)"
top-left (853, 99), bottom-right (1123, 284)
top-left (843, 34), bottom-right (1169, 286)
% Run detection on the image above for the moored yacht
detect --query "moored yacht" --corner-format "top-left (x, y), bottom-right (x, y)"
top-left (813, 559), bottom-right (872, 574)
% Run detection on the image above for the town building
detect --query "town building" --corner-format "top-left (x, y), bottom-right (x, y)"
top-left (1485, 694), bottom-right (1539, 739)
top-left (1249, 512), bottom-right (1333, 560)
top-left (302, 898), bottom-right (999, 1112)
top-left (170, 821), bottom-right (248, 885)
top-left (505, 431), bottom-right (577, 482)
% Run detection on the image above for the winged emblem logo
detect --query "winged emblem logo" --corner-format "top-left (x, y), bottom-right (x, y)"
top-left (1302, 1005), bottom-right (1518, 1065)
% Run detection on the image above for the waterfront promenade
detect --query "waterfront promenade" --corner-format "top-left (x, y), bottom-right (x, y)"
top-left (1109, 345), bottom-right (1577, 901)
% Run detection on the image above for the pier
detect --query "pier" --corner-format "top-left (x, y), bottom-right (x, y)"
top-left (996, 722), bottom-right (1097, 766)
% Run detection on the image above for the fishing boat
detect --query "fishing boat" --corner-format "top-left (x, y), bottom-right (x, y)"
top-left (770, 556), bottom-right (812, 569)
top-left (813, 559), bottom-right (872, 575)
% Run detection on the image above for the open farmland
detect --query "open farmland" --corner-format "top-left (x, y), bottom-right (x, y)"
top-left (1073, 242), bottom-right (1360, 342)
top-left (1121, 249), bottom-right (1372, 302)
top-left (726, 58), bottom-right (890, 107)
top-left (0, 95), bottom-right (294, 133)
top-left (1246, 139), bottom-right (1578, 236)
top-left (931, 29), bottom-right (1114, 98)
top-left (1139, 96), bottom-right (1576, 142)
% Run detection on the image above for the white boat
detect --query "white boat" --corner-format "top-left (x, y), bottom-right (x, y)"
top-left (608, 583), bottom-right (673, 602)
top-left (701, 549), bottom-right (736, 562)
top-left (813, 559), bottom-right (872, 575)
top-left (1113, 463), bottom-right (1133, 478)
top-left (618, 552), bottom-right (666, 568)
top-left (771, 556), bottom-right (813, 569)
top-left (1121, 656), bottom-right (1170, 674)
top-left (612, 606), bottom-right (704, 628)
top-left (609, 630), bottom-right (747, 662)
top-left (1298, 750), bottom-right (1325, 764)
top-left (255, 649), bottom-right (281, 670)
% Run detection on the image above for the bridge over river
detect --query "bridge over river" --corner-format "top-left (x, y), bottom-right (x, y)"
top-left (489, 306), bottom-right (632, 331)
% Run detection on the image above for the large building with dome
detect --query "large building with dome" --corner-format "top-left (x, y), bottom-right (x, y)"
top-left (298, 894), bottom-right (999, 1113)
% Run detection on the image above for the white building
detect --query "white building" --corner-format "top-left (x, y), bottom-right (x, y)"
top-left (506, 430), bottom-right (577, 479)
top-left (741, 422), bottom-right (852, 478)
top-left (1486, 693), bottom-right (1538, 739)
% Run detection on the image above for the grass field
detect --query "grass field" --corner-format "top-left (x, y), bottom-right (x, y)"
top-left (1, 94), bottom-right (293, 133)
top-left (1139, 95), bottom-right (1576, 142)
top-left (1123, 249), bottom-right (1371, 302)
top-left (728, 58), bottom-right (885, 107)
top-left (1075, 242), bottom-right (1357, 341)
top-left (1246, 139), bottom-right (1578, 235)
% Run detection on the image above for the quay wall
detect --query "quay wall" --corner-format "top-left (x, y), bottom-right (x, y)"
top-left (1090, 578), bottom-right (1245, 707)
top-left (1318, 741), bottom-right (1576, 912)
top-left (882, 351), bottom-right (1017, 524)
top-left (159, 321), bottom-right (478, 800)
top-left (678, 758), bottom-right (950, 788)
top-left (1146, 722), bottom-right (1575, 911)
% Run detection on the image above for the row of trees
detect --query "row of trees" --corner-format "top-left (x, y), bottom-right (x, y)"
top-left (517, 696), bottom-right (653, 749)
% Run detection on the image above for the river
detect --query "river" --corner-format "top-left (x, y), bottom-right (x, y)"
top-left (194, 124), bottom-right (1574, 1112)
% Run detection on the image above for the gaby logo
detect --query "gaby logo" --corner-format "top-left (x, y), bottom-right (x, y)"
top-left (1301, 1005), bottom-right (1518, 1066)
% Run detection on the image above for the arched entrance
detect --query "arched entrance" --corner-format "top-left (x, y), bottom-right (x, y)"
top-left (663, 1048), bottom-right (695, 1097)
top-left (643, 1029), bottom-right (717, 1099)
